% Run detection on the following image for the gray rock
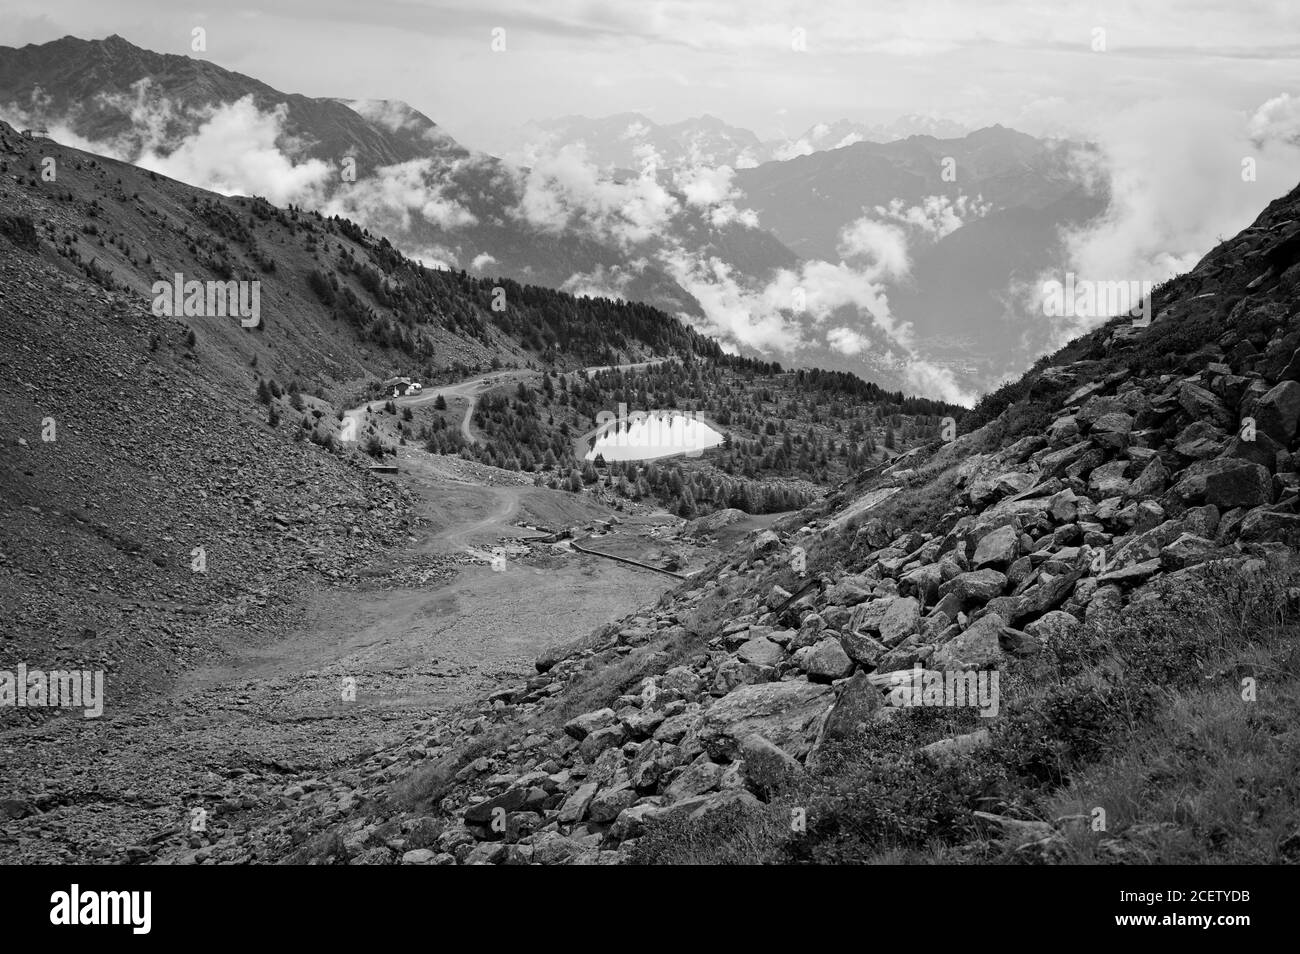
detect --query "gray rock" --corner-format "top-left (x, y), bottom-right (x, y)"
top-left (1178, 382), bottom-right (1233, 430)
top-left (557, 782), bottom-right (599, 824)
top-left (944, 568), bottom-right (1008, 604)
top-left (563, 708), bottom-right (617, 740)
top-left (920, 729), bottom-right (992, 763)
top-left (665, 755), bottom-right (724, 801)
top-left (877, 595), bottom-right (921, 645)
top-left (739, 734), bottom-right (804, 798)
top-left (1160, 533), bottom-right (1216, 569)
top-left (1204, 461), bottom-right (1273, 509)
top-left (825, 578), bottom-right (872, 606)
top-left (1127, 456), bottom-right (1168, 498)
top-left (464, 787), bottom-right (527, 824)
top-left (801, 636), bottom-right (854, 681)
top-left (973, 525), bottom-right (1020, 569)
top-left (931, 613), bottom-right (1006, 669)
top-left (531, 831), bottom-right (581, 865)
top-left (462, 843), bottom-right (508, 866)
top-left (698, 680), bottom-right (834, 760)
top-left (737, 636), bottom-right (785, 667)
top-left (1024, 610), bottom-right (1080, 646)
top-left (588, 782), bottom-right (638, 823)
top-left (609, 802), bottom-right (666, 841)
top-left (1099, 558), bottom-right (1162, 586)
top-left (839, 630), bottom-right (887, 667)
top-left (1252, 380), bottom-right (1300, 444)
top-left (663, 788), bottom-right (762, 822)
top-left (579, 724), bottom-right (627, 760)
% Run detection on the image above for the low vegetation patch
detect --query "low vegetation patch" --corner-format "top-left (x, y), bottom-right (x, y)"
top-left (633, 558), bottom-right (1300, 864)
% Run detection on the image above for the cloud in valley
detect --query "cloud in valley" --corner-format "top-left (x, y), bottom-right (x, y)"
top-left (1032, 94), bottom-right (1300, 346)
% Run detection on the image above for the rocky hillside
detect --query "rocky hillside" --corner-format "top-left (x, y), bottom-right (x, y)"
top-left (0, 113), bottom-right (730, 719)
top-left (0, 118), bottom-right (725, 397)
top-left (166, 182), bottom-right (1300, 865)
top-left (0, 200), bottom-right (420, 714)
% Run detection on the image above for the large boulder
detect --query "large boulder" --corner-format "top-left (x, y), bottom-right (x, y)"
top-left (579, 724), bottom-right (627, 760)
top-left (920, 729), bottom-right (992, 764)
top-left (1098, 558), bottom-right (1162, 587)
top-left (972, 525), bottom-right (1020, 569)
top-left (1024, 610), bottom-right (1080, 647)
top-left (1204, 461), bottom-right (1273, 509)
top-left (1178, 381), bottom-right (1233, 430)
top-left (664, 756), bottom-right (724, 802)
top-left (463, 788), bottom-right (527, 825)
top-left (806, 672), bottom-right (883, 770)
top-left (825, 577), bottom-right (873, 606)
top-left (1088, 460), bottom-right (1132, 497)
top-left (1171, 457), bottom-right (1250, 503)
top-left (736, 636), bottom-right (785, 667)
top-left (1127, 456), bottom-right (1168, 498)
top-left (996, 471), bottom-right (1036, 496)
top-left (563, 708), bottom-right (617, 740)
top-left (557, 782), bottom-right (599, 824)
top-left (1221, 432), bottom-right (1283, 470)
top-left (698, 680), bottom-right (834, 760)
top-left (609, 802), bottom-right (666, 841)
top-left (838, 630), bottom-right (887, 667)
top-left (1159, 532), bottom-right (1217, 569)
top-left (942, 568), bottom-right (1008, 604)
top-left (876, 596), bottom-right (921, 645)
top-left (1049, 488), bottom-right (1084, 523)
top-left (1011, 567), bottom-right (1083, 622)
top-left (800, 636), bottom-right (854, 682)
top-left (1252, 380), bottom-right (1300, 444)
top-left (588, 783), bottom-right (638, 823)
top-left (662, 788), bottom-right (762, 823)
top-left (1089, 411), bottom-right (1133, 450)
top-left (900, 563), bottom-right (944, 603)
top-left (1238, 508), bottom-right (1300, 546)
top-left (739, 734), bottom-right (804, 798)
top-left (931, 613), bottom-right (1006, 669)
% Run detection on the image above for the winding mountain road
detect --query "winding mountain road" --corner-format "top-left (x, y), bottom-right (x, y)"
top-left (342, 358), bottom-right (675, 447)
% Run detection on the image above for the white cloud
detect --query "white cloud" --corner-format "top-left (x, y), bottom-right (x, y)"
top-left (1248, 93), bottom-right (1300, 146)
top-left (1040, 95), bottom-right (1300, 345)
top-left (837, 217), bottom-right (911, 280)
top-left (901, 359), bottom-right (975, 407)
top-left (871, 194), bottom-right (991, 241)
top-left (323, 157), bottom-right (478, 231)
top-left (342, 99), bottom-right (422, 134)
top-left (560, 263), bottom-right (638, 300)
top-left (511, 142), bottom-right (679, 247)
top-left (408, 245), bottom-right (459, 270)
top-left (676, 163), bottom-right (735, 207)
top-left (135, 96), bottom-right (332, 206)
top-left (827, 326), bottom-right (868, 355)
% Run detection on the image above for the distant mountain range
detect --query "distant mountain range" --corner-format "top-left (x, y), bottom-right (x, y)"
top-left (0, 34), bottom-right (705, 316)
top-left (517, 112), bottom-right (973, 170)
top-left (734, 126), bottom-right (1106, 383)
top-left (0, 35), bottom-right (1108, 402)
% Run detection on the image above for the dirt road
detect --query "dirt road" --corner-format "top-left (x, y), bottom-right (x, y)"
top-left (343, 359), bottom-right (673, 447)
top-left (0, 444), bottom-right (685, 863)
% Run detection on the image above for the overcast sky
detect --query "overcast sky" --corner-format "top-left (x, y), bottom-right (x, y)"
top-left (3, 0), bottom-right (1298, 153)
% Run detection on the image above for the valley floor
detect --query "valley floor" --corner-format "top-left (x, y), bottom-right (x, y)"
top-left (0, 449), bottom-right (700, 863)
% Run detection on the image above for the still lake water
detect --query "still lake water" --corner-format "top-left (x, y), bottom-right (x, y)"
top-left (585, 412), bottom-right (725, 461)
